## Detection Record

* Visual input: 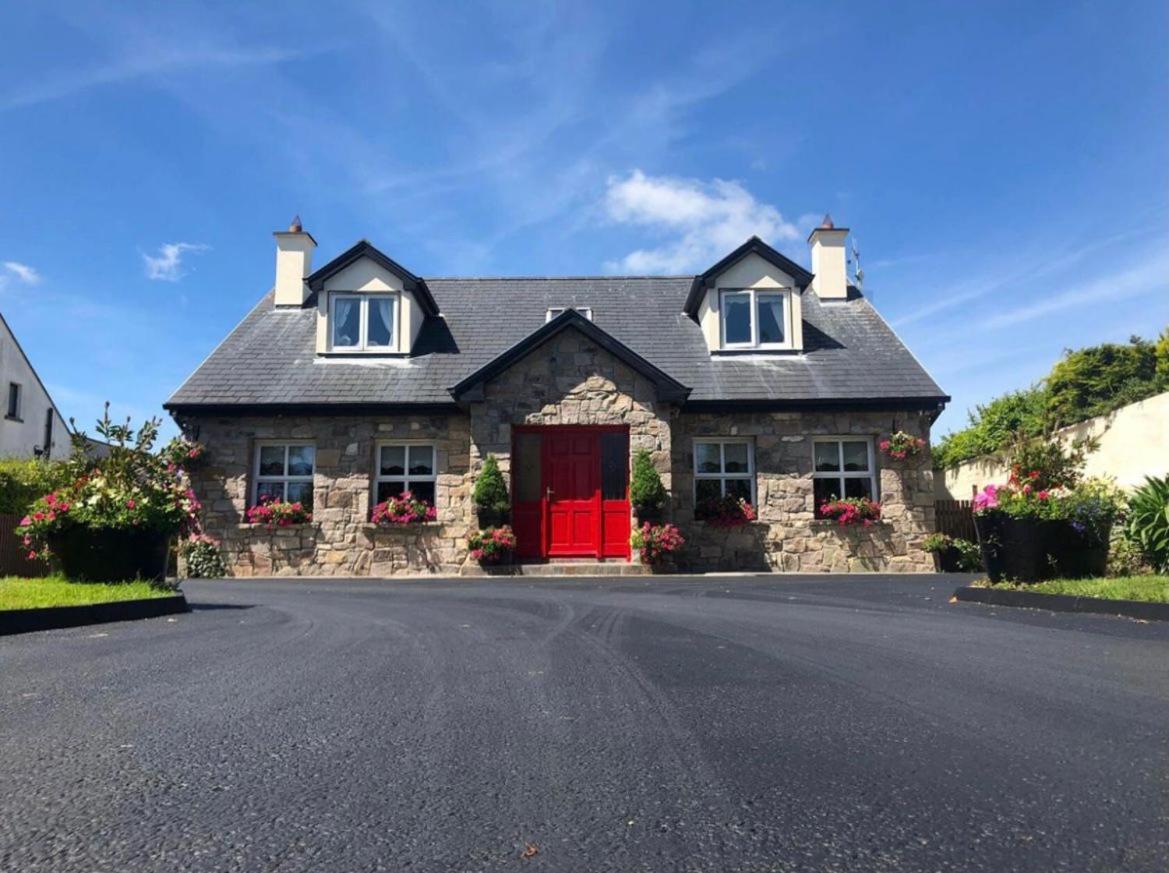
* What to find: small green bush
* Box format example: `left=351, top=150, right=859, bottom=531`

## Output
left=472, top=455, right=510, bottom=516
left=0, top=457, right=70, bottom=515
left=629, top=449, right=666, bottom=511
left=181, top=535, right=227, bottom=578
left=1125, top=476, right=1169, bottom=573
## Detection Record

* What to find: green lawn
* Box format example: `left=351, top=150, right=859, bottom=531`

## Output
left=0, top=576, right=176, bottom=611
left=1011, top=575, right=1169, bottom=603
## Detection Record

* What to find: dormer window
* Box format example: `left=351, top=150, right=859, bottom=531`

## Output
left=719, top=289, right=790, bottom=349
left=330, top=293, right=398, bottom=351
left=547, top=306, right=592, bottom=322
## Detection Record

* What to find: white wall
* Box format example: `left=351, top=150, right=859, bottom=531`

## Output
left=936, top=391, right=1169, bottom=498
left=0, top=314, right=71, bottom=459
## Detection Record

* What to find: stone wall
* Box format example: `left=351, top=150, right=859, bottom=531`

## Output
left=671, top=410, right=935, bottom=572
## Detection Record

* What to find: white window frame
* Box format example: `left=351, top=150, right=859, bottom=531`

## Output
left=811, top=437, right=878, bottom=507
left=5, top=382, right=21, bottom=420
left=546, top=306, right=592, bottom=322
left=252, top=441, right=315, bottom=506
left=719, top=288, right=792, bottom=350
left=693, top=438, right=756, bottom=503
left=373, top=441, right=438, bottom=505
left=329, top=292, right=399, bottom=351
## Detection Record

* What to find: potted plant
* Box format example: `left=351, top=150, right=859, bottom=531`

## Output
left=468, top=525, right=516, bottom=565
left=819, top=496, right=882, bottom=526
left=16, top=408, right=203, bottom=583
left=371, top=491, right=437, bottom=525
left=631, top=522, right=685, bottom=568
left=473, top=454, right=510, bottom=527
left=1049, top=478, right=1124, bottom=578
left=696, top=495, right=757, bottom=527
left=972, top=475, right=1059, bottom=583
left=629, top=449, right=667, bottom=522
left=879, top=431, right=926, bottom=461
left=922, top=533, right=983, bottom=572
left=246, top=498, right=312, bottom=527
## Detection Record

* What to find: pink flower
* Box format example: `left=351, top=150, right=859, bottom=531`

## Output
left=1037, top=490, right=1050, bottom=500
left=973, top=484, right=999, bottom=511
left=126, top=499, right=137, bottom=509
left=19, top=515, right=30, bottom=526
left=27, top=551, right=37, bottom=560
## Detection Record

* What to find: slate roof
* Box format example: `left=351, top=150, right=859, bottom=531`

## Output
left=166, top=272, right=947, bottom=412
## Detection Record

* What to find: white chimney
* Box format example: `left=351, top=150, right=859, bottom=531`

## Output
left=808, top=214, right=849, bottom=301
left=273, top=215, right=317, bottom=306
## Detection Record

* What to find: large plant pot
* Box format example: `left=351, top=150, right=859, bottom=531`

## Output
left=49, top=525, right=171, bottom=583
left=633, top=505, right=663, bottom=524
left=975, top=514, right=1058, bottom=584
left=476, top=509, right=509, bottom=530
left=1048, top=520, right=1111, bottom=579
left=932, top=546, right=963, bottom=573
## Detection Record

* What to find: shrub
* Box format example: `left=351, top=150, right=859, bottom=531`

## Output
left=951, top=538, right=984, bottom=571
left=697, top=495, right=756, bottom=527
left=819, top=497, right=882, bottom=527
left=629, top=449, right=666, bottom=511
left=631, top=522, right=685, bottom=565
left=1007, top=433, right=1093, bottom=491
left=181, top=534, right=227, bottom=578
left=246, top=499, right=312, bottom=527
left=472, top=455, right=510, bottom=517
left=1046, top=334, right=1161, bottom=428
left=922, top=533, right=951, bottom=553
left=467, top=525, right=516, bottom=564
left=1055, top=477, right=1125, bottom=547
left=1125, top=476, right=1169, bottom=572
left=0, top=457, right=70, bottom=515
left=933, top=387, right=1047, bottom=469
left=371, top=491, right=436, bottom=525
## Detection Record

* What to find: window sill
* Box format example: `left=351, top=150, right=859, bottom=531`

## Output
left=809, top=519, right=892, bottom=529
left=236, top=522, right=319, bottom=530
left=711, top=348, right=800, bottom=357
left=318, top=350, right=408, bottom=358
left=361, top=521, right=443, bottom=531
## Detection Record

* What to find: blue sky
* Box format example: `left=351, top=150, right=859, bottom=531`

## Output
left=1, top=1, right=1166, bottom=440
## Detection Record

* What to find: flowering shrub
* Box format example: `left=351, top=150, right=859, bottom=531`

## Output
left=467, top=525, right=516, bottom=564
left=630, top=522, right=685, bottom=565
left=16, top=408, right=204, bottom=560
left=246, top=498, right=311, bottom=527
left=181, top=534, right=227, bottom=578
left=973, top=468, right=1060, bottom=519
left=879, top=431, right=926, bottom=460
left=371, top=491, right=437, bottom=525
left=697, top=496, right=757, bottom=527
left=819, top=496, right=882, bottom=526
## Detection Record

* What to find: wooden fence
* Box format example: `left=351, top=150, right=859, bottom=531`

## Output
left=0, top=513, right=50, bottom=577
left=934, top=499, right=977, bottom=543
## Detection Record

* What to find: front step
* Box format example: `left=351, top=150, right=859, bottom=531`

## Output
left=460, top=560, right=650, bottom=577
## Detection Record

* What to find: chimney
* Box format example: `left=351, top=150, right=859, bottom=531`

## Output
left=807, top=213, right=849, bottom=301
left=273, top=215, right=317, bottom=306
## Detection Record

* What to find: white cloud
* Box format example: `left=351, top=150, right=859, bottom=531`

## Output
left=602, top=170, right=802, bottom=273
left=142, top=243, right=209, bottom=282
left=2, top=261, right=41, bottom=284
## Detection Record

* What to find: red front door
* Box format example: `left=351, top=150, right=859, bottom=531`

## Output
left=545, top=430, right=600, bottom=557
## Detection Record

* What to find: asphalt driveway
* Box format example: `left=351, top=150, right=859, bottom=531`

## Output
left=2, top=574, right=1167, bottom=872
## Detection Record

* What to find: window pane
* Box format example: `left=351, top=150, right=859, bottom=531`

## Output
left=380, top=445, right=405, bottom=476
left=844, top=478, right=873, bottom=500
left=514, top=433, right=541, bottom=503
left=407, top=445, right=434, bottom=477
left=410, top=481, right=436, bottom=505
left=288, top=445, right=314, bottom=476
left=813, top=478, right=839, bottom=515
left=695, top=479, right=722, bottom=505
left=724, top=443, right=749, bottom=473
left=601, top=432, right=629, bottom=500
left=723, top=292, right=751, bottom=344
left=259, top=445, right=285, bottom=476
left=695, top=442, right=722, bottom=474
left=842, top=441, right=869, bottom=472
left=725, top=478, right=752, bottom=502
left=332, top=297, right=361, bottom=347
left=256, top=481, right=284, bottom=504
left=376, top=480, right=404, bottom=503
left=367, top=297, right=393, bottom=347
left=757, top=293, right=785, bottom=344
left=814, top=442, right=840, bottom=473
left=286, top=481, right=314, bottom=508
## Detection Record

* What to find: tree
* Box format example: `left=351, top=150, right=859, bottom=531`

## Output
left=629, top=449, right=667, bottom=512
left=472, top=454, right=510, bottom=519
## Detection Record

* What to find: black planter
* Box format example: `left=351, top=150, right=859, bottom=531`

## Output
left=974, top=514, right=1059, bottom=584
left=931, top=546, right=963, bottom=573
left=1047, top=520, right=1111, bottom=579
left=49, top=525, right=171, bottom=583
left=476, top=509, right=509, bottom=530
left=633, top=505, right=663, bottom=525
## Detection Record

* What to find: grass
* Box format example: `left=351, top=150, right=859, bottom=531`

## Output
left=0, top=575, right=176, bottom=611
left=985, top=575, right=1169, bottom=603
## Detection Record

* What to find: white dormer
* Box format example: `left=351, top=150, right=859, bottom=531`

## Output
left=291, top=239, right=438, bottom=356
left=684, top=237, right=813, bottom=355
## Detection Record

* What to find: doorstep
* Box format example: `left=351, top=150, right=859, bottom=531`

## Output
left=461, top=560, right=650, bottom=577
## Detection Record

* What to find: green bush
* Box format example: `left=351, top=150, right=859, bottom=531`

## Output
left=181, top=535, right=227, bottom=578
left=472, top=455, right=510, bottom=516
left=629, top=449, right=666, bottom=511
left=1125, top=476, right=1169, bottom=573
left=0, top=457, right=70, bottom=515
left=933, top=388, right=1047, bottom=470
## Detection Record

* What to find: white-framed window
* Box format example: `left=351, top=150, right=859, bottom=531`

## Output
left=719, top=288, right=790, bottom=349
left=693, top=438, right=755, bottom=510
left=812, top=437, right=877, bottom=517
left=546, top=306, right=593, bottom=322
left=374, top=442, right=437, bottom=506
left=253, top=442, right=315, bottom=508
left=5, top=382, right=21, bottom=420
left=330, top=292, right=398, bottom=351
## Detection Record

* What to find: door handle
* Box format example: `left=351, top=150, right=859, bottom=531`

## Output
left=545, top=487, right=554, bottom=501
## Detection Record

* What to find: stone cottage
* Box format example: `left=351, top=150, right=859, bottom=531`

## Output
left=165, top=217, right=948, bottom=576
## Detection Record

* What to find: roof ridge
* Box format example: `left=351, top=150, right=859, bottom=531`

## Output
left=425, top=275, right=694, bottom=281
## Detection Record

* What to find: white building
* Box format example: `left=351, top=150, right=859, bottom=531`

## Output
left=0, top=311, right=71, bottom=459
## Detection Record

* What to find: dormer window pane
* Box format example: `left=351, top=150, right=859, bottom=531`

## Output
left=722, top=292, right=751, bottom=345
left=332, top=296, right=361, bottom=348
left=719, top=288, right=792, bottom=350
left=329, top=293, right=399, bottom=352
left=757, top=293, right=785, bottom=344
left=368, top=297, right=393, bottom=347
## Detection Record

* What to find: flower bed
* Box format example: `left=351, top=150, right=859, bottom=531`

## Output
left=371, top=492, right=437, bottom=525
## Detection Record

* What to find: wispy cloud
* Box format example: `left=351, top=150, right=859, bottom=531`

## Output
left=601, top=171, right=802, bottom=273
left=142, top=243, right=209, bottom=282
left=2, top=261, right=41, bottom=285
